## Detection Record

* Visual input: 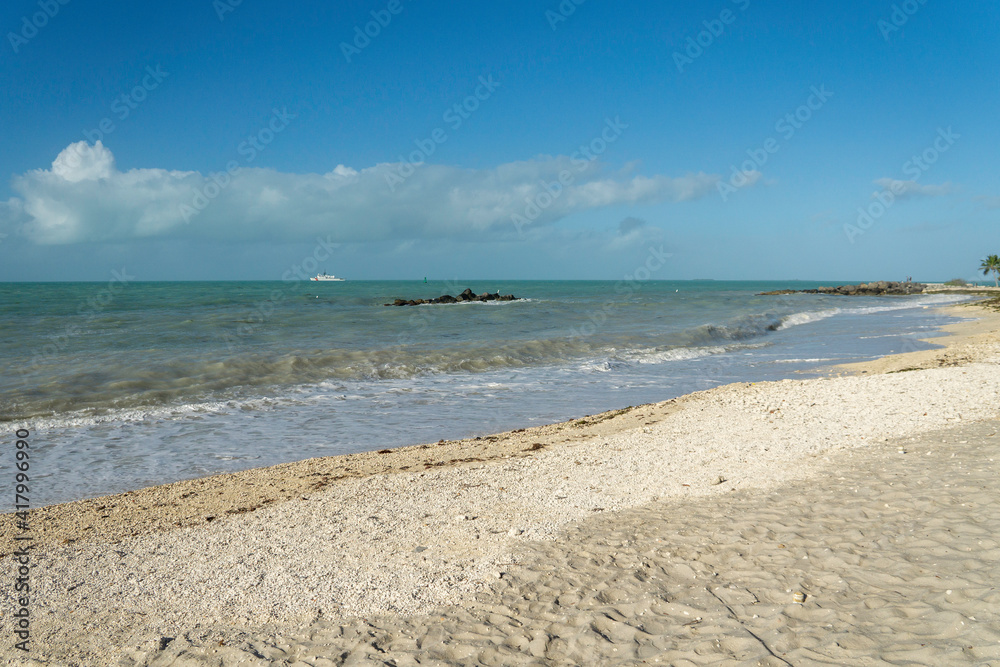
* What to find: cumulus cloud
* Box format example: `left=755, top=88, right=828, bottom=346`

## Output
left=872, top=178, right=954, bottom=200
left=2, top=141, right=721, bottom=245
left=51, top=141, right=116, bottom=182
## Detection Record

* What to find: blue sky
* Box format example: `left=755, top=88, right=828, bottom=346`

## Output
left=1, top=0, right=997, bottom=281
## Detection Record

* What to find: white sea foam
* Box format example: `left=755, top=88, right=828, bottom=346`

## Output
left=858, top=332, right=921, bottom=339
left=771, top=357, right=838, bottom=364
left=622, top=342, right=771, bottom=366
left=777, top=309, right=841, bottom=329
left=12, top=396, right=286, bottom=434
left=776, top=293, right=975, bottom=332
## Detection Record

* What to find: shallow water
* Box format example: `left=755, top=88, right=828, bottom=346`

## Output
left=0, top=280, right=973, bottom=508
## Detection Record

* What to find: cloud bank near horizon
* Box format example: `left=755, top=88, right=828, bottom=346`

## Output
left=0, top=141, right=723, bottom=245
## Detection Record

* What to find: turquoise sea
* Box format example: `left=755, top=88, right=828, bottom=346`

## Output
left=0, top=280, right=974, bottom=509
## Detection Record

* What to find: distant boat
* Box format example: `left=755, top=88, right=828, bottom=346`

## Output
left=311, top=272, right=345, bottom=282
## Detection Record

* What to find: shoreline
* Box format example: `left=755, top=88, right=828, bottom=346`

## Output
left=4, top=300, right=1000, bottom=664
left=833, top=298, right=1000, bottom=375
left=3, top=287, right=987, bottom=513
left=8, top=298, right=999, bottom=549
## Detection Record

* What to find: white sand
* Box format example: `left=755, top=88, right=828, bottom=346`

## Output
left=158, top=419, right=1000, bottom=666
left=3, top=302, right=1000, bottom=666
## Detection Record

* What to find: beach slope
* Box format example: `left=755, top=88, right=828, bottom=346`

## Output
left=3, top=302, right=999, bottom=665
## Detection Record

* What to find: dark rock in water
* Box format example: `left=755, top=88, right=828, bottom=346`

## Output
left=384, top=289, right=520, bottom=306
left=758, top=281, right=926, bottom=296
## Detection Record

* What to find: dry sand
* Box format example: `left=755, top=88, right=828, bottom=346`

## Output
left=3, top=300, right=1000, bottom=666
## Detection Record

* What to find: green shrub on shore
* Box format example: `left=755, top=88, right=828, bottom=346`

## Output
left=944, top=278, right=968, bottom=286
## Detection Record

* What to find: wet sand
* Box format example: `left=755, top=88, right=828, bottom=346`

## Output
left=3, top=300, right=999, bottom=666
left=834, top=299, right=1000, bottom=375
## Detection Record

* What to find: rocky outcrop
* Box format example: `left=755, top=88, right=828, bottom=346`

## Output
left=759, top=281, right=926, bottom=296
left=384, top=288, right=519, bottom=306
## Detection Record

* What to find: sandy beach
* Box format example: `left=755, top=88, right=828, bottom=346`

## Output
left=4, top=299, right=1000, bottom=666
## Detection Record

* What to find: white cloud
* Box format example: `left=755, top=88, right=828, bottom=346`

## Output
left=2, top=142, right=721, bottom=245
left=872, top=178, right=954, bottom=200
left=50, top=140, right=116, bottom=182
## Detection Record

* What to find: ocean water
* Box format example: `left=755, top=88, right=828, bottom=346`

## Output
left=0, top=280, right=975, bottom=509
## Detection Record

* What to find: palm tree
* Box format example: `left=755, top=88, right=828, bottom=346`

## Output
left=981, top=254, right=1000, bottom=287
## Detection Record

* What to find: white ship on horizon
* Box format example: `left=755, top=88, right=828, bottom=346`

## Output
left=311, top=272, right=346, bottom=282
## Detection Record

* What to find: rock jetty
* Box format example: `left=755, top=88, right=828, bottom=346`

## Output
left=759, top=281, right=926, bottom=296
left=384, top=288, right=519, bottom=306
